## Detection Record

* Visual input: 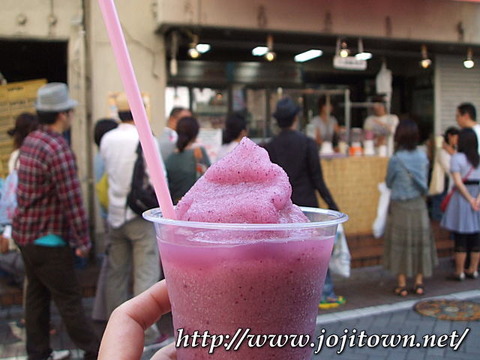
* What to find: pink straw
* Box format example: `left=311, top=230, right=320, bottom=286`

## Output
left=98, top=0, right=176, bottom=220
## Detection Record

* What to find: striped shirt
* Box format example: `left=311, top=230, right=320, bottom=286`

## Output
left=12, top=128, right=91, bottom=252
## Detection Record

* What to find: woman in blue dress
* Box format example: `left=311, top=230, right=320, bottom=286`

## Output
left=441, top=128, right=480, bottom=280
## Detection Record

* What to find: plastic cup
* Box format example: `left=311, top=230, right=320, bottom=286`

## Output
left=144, top=207, right=348, bottom=359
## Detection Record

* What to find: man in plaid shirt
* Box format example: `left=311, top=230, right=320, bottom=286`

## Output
left=13, top=83, right=100, bottom=360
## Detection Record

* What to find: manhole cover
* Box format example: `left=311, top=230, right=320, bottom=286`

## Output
left=414, top=299, right=480, bottom=321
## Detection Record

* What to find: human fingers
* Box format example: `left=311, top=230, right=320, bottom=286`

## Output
left=98, top=280, right=171, bottom=360
left=151, top=342, right=177, bottom=360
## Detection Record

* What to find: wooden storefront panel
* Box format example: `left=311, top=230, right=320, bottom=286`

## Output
left=0, top=79, right=46, bottom=178
left=318, top=156, right=389, bottom=235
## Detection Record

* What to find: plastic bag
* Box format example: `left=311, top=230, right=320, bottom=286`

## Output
left=329, top=224, right=351, bottom=278
left=372, top=182, right=391, bottom=238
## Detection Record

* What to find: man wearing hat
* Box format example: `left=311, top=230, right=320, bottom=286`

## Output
left=13, top=83, right=100, bottom=360
left=99, top=92, right=162, bottom=344
left=264, top=96, right=346, bottom=309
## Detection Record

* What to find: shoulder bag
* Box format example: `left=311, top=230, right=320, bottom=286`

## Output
left=193, top=147, right=208, bottom=179
left=440, top=166, right=473, bottom=212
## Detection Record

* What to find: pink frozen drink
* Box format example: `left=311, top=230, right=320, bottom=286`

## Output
left=144, top=138, right=347, bottom=359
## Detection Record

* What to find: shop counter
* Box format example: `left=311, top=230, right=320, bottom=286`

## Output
left=317, top=156, right=389, bottom=235
left=317, top=155, right=454, bottom=268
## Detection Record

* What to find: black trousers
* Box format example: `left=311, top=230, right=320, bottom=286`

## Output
left=20, top=245, right=100, bottom=360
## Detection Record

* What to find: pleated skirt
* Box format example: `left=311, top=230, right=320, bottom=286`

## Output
left=383, top=197, right=438, bottom=277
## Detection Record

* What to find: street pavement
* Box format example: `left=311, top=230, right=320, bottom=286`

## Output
left=1, top=257, right=479, bottom=359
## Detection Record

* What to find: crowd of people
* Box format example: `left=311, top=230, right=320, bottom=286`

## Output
left=1, top=82, right=480, bottom=359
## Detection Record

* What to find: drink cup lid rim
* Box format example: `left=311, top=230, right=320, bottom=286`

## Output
left=143, top=207, right=348, bottom=231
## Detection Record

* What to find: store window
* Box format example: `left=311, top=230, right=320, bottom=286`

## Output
left=165, top=86, right=190, bottom=119
left=192, top=88, right=228, bottom=129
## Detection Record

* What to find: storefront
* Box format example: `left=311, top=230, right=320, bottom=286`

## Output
left=155, top=0, right=480, bottom=265
left=2, top=0, right=480, bottom=258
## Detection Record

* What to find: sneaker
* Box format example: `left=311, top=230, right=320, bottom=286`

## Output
left=318, top=296, right=346, bottom=309
left=47, top=350, right=71, bottom=360
left=465, top=270, right=479, bottom=279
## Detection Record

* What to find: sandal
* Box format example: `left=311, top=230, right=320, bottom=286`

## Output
left=318, top=296, right=346, bottom=309
left=413, top=284, right=425, bottom=296
left=394, top=286, right=408, bottom=297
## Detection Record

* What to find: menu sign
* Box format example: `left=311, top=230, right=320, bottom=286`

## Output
left=333, top=56, right=367, bottom=71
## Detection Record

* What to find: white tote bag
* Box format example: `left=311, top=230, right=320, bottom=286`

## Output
left=372, top=182, right=391, bottom=238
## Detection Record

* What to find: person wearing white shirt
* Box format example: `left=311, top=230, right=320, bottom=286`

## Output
left=363, top=96, right=399, bottom=157
left=311, top=97, right=339, bottom=149
left=439, top=128, right=460, bottom=192
left=100, top=94, right=161, bottom=344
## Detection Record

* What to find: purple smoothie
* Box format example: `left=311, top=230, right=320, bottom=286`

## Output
left=158, top=229, right=334, bottom=359
left=144, top=138, right=347, bottom=359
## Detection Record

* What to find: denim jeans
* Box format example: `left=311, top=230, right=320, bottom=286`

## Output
left=321, top=269, right=336, bottom=301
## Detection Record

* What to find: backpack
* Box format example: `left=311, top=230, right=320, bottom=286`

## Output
left=126, top=143, right=159, bottom=216
left=0, top=169, right=18, bottom=225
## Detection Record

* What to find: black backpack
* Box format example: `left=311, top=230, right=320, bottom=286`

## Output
left=126, top=143, right=159, bottom=216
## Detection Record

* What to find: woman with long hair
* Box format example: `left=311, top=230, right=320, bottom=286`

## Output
left=383, top=119, right=437, bottom=296
left=165, top=116, right=211, bottom=204
left=216, top=113, right=247, bottom=161
left=7, top=112, right=39, bottom=173
left=441, top=128, right=480, bottom=280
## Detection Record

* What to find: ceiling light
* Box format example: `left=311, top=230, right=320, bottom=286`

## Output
left=188, top=34, right=200, bottom=59
left=196, top=43, right=211, bottom=54
left=464, top=48, right=474, bottom=69
left=252, top=46, right=268, bottom=56
left=355, top=38, right=372, bottom=60
left=265, top=51, right=276, bottom=62
left=265, top=34, right=276, bottom=62
left=420, top=44, right=431, bottom=69
left=188, top=46, right=200, bottom=59
left=339, top=41, right=350, bottom=58
left=294, top=49, right=323, bottom=62
left=355, top=52, right=372, bottom=61
left=420, top=58, right=432, bottom=69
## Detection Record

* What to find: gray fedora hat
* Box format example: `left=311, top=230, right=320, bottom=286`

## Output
left=35, top=83, right=78, bottom=112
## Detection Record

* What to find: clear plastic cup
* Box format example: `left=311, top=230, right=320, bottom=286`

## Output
left=144, top=207, right=348, bottom=359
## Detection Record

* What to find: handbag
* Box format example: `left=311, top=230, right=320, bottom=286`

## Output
left=440, top=191, right=454, bottom=212
left=95, top=173, right=109, bottom=210
left=440, top=166, right=474, bottom=212
left=428, top=152, right=445, bottom=196
left=193, top=147, right=208, bottom=179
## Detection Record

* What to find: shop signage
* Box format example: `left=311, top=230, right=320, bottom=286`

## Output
left=333, top=56, right=367, bottom=71
left=171, top=61, right=303, bottom=85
